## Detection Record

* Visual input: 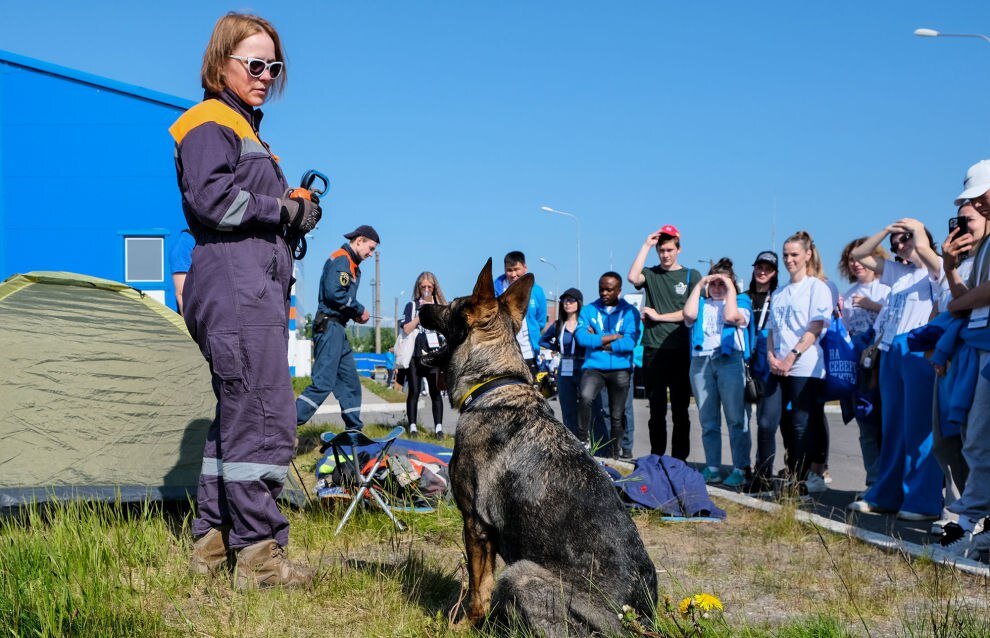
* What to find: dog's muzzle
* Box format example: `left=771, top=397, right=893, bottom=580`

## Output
left=419, top=344, right=450, bottom=369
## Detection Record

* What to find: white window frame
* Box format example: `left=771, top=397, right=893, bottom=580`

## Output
left=124, top=236, right=165, bottom=283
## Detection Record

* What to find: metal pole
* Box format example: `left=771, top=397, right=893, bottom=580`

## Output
left=374, top=251, right=381, bottom=353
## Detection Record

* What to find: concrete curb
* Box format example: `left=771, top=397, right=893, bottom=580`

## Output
left=709, top=486, right=990, bottom=578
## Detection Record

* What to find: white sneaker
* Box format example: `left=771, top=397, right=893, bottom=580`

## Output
left=804, top=472, right=827, bottom=494
left=408, top=423, right=419, bottom=438
left=434, top=424, right=444, bottom=440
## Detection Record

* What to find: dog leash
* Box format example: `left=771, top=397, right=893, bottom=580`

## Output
left=456, top=375, right=530, bottom=412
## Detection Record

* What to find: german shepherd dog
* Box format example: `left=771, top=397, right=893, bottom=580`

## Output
left=419, top=259, right=657, bottom=637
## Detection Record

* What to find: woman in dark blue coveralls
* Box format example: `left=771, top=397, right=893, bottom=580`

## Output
left=170, top=13, right=320, bottom=589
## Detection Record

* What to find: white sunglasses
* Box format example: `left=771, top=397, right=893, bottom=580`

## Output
left=228, top=55, right=284, bottom=79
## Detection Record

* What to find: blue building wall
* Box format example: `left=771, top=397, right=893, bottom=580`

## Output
left=0, top=49, right=193, bottom=309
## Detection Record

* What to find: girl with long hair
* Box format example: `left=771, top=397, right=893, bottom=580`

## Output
left=400, top=272, right=448, bottom=439
left=759, top=231, right=834, bottom=493
left=838, top=237, right=890, bottom=488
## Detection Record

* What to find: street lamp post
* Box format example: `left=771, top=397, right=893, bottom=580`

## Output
left=539, top=257, right=559, bottom=302
left=393, top=289, right=405, bottom=336
left=914, top=28, right=990, bottom=46
left=540, top=205, right=581, bottom=291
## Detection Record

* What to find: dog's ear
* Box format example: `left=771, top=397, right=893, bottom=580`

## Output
left=500, top=273, right=535, bottom=330
left=471, top=258, right=496, bottom=306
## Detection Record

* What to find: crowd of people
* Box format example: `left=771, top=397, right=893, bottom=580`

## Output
left=520, top=164, right=990, bottom=561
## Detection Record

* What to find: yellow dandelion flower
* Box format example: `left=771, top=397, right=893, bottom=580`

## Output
left=694, top=593, right=723, bottom=612
left=678, top=593, right=723, bottom=616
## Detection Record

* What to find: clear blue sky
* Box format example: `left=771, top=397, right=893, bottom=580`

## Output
left=4, top=2, right=990, bottom=321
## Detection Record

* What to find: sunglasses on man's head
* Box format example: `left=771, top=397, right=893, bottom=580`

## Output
left=229, top=55, right=283, bottom=79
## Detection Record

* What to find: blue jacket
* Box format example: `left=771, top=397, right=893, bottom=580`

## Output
left=494, top=274, right=547, bottom=357
left=574, top=298, right=641, bottom=371
left=689, top=294, right=752, bottom=358
left=908, top=312, right=982, bottom=434
left=319, top=244, right=365, bottom=323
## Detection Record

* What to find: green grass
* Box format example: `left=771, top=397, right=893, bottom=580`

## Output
left=359, top=377, right=407, bottom=403
left=3, top=431, right=989, bottom=637
left=292, top=375, right=407, bottom=403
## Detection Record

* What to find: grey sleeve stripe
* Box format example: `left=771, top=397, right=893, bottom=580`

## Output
left=299, top=395, right=319, bottom=409
left=223, top=461, right=289, bottom=483
left=217, top=190, right=251, bottom=230
left=240, top=138, right=268, bottom=157
left=200, top=457, right=289, bottom=483
left=201, top=457, right=222, bottom=476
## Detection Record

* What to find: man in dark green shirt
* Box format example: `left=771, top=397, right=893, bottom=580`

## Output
left=627, top=225, right=701, bottom=459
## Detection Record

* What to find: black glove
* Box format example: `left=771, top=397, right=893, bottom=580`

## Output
left=279, top=191, right=322, bottom=234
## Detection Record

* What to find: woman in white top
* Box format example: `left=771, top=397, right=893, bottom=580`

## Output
left=759, top=231, right=833, bottom=493
left=400, top=272, right=448, bottom=439
left=848, top=218, right=943, bottom=520
left=683, top=258, right=752, bottom=487
left=838, top=237, right=891, bottom=488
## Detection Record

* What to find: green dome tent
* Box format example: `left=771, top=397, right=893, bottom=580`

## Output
left=0, top=272, right=215, bottom=506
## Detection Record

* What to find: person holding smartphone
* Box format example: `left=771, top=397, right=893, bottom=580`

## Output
left=926, top=202, right=988, bottom=537
left=939, top=160, right=990, bottom=556
left=400, top=272, right=448, bottom=439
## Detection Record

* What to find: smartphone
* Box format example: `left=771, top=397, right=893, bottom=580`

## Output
left=949, top=216, right=970, bottom=236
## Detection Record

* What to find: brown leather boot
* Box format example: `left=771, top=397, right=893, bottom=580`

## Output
left=234, top=539, right=315, bottom=590
left=189, top=527, right=230, bottom=575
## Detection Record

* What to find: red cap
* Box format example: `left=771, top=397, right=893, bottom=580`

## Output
left=658, top=224, right=680, bottom=238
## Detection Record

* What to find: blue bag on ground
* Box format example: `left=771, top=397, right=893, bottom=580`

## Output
left=616, top=455, right=725, bottom=519
left=822, top=318, right=857, bottom=401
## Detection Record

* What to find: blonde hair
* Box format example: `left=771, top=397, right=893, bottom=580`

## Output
left=412, top=272, right=447, bottom=305
left=201, top=13, right=286, bottom=98
left=784, top=230, right=824, bottom=278
left=839, top=237, right=889, bottom=282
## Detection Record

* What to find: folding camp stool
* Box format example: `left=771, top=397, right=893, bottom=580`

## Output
left=319, top=426, right=406, bottom=535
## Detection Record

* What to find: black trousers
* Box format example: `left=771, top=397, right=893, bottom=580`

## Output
left=578, top=368, right=631, bottom=458
left=405, top=357, right=444, bottom=427
left=643, top=347, right=692, bottom=459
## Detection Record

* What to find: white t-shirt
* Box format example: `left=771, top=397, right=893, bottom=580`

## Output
left=876, top=258, right=941, bottom=349
left=769, top=276, right=833, bottom=378
left=516, top=318, right=533, bottom=359
left=699, top=299, right=725, bottom=354
left=841, top=279, right=891, bottom=338
left=935, top=258, right=974, bottom=314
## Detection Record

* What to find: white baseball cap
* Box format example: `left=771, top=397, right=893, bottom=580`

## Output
left=955, top=160, right=990, bottom=206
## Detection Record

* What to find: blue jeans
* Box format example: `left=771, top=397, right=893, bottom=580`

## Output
left=296, top=322, right=364, bottom=430
left=865, top=334, right=942, bottom=515
left=690, top=351, right=749, bottom=470
left=756, top=374, right=823, bottom=480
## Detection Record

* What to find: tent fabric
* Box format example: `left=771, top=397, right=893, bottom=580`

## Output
left=0, top=272, right=215, bottom=506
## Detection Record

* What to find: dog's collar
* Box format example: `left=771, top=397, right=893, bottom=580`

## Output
left=456, top=375, right=530, bottom=412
